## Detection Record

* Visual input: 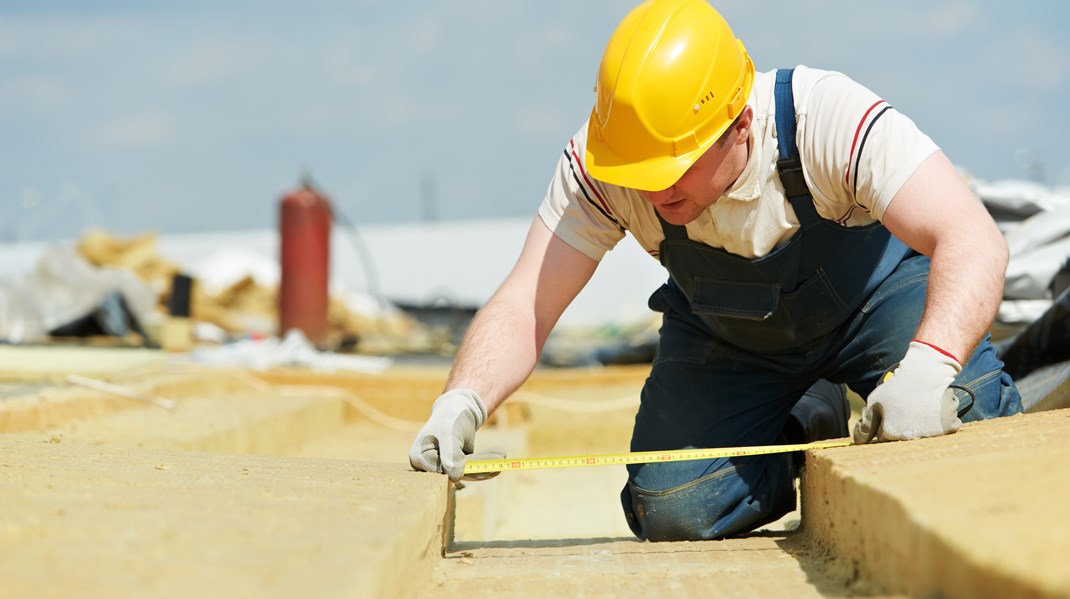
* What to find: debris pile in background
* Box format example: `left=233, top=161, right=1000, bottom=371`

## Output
left=0, top=228, right=452, bottom=357
left=971, top=177, right=1070, bottom=328
left=0, top=244, right=157, bottom=345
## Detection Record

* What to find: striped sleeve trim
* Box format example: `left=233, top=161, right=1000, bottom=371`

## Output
left=835, top=204, right=860, bottom=225
left=566, top=140, right=624, bottom=232
left=845, top=100, right=893, bottom=195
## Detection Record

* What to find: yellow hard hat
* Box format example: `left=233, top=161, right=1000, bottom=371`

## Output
left=585, top=0, right=754, bottom=191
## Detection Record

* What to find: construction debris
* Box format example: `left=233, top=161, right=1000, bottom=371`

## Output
left=0, top=228, right=451, bottom=356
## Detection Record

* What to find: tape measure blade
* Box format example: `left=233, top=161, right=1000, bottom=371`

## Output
left=463, top=438, right=851, bottom=474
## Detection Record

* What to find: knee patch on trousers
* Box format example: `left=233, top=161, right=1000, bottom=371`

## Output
left=620, top=456, right=796, bottom=542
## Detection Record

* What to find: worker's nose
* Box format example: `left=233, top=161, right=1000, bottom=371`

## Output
left=639, top=187, right=676, bottom=205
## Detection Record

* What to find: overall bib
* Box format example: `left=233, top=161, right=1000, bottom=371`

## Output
left=620, top=69, right=1022, bottom=541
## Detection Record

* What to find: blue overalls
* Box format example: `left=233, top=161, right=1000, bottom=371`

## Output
left=620, top=69, right=1022, bottom=541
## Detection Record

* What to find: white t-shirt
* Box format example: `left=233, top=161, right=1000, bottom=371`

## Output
left=538, top=66, right=939, bottom=262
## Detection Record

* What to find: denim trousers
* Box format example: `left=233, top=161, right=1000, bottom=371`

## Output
left=621, top=254, right=1023, bottom=541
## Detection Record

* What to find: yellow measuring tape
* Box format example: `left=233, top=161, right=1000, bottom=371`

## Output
left=464, top=438, right=852, bottom=474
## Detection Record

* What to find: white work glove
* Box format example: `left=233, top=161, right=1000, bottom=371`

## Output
left=853, top=341, right=962, bottom=444
left=408, top=389, right=506, bottom=482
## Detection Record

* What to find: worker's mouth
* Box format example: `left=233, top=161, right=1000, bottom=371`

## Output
left=654, top=201, right=691, bottom=224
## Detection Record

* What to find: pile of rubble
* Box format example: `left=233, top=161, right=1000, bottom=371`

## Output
left=0, top=228, right=450, bottom=357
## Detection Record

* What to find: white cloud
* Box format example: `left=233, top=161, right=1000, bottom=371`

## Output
left=536, top=22, right=575, bottom=51
left=999, top=26, right=1070, bottom=91
left=925, top=2, right=982, bottom=37
left=95, top=112, right=176, bottom=146
left=380, top=94, right=421, bottom=124
left=517, top=107, right=570, bottom=139
left=405, top=19, right=440, bottom=57
left=327, top=39, right=382, bottom=87
left=0, top=75, right=68, bottom=116
left=0, top=15, right=152, bottom=61
left=171, top=40, right=249, bottom=85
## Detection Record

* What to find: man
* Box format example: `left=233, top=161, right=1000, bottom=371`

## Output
left=409, top=0, right=1022, bottom=541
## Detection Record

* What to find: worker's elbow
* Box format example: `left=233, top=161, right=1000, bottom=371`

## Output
left=989, top=233, right=1010, bottom=275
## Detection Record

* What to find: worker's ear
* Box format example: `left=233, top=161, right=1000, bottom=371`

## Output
left=732, top=106, right=753, bottom=146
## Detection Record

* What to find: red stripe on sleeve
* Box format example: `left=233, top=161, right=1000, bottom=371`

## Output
left=569, top=139, right=613, bottom=216
left=845, top=100, right=886, bottom=187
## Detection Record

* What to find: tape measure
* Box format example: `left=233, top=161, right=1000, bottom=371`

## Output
left=464, top=438, right=852, bottom=474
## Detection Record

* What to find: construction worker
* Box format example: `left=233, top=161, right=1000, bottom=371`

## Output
left=409, top=0, right=1023, bottom=541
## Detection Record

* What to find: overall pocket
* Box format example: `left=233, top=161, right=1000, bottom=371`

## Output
left=689, top=268, right=848, bottom=351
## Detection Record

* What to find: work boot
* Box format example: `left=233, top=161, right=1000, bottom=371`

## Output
left=783, top=380, right=849, bottom=474
left=788, top=379, right=850, bottom=441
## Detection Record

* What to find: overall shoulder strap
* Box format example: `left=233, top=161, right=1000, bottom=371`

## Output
left=774, top=68, right=819, bottom=225
left=655, top=209, right=689, bottom=241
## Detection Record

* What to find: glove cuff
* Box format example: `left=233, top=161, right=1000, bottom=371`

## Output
left=435, top=388, right=489, bottom=428
left=910, top=339, right=961, bottom=366
left=905, top=340, right=962, bottom=375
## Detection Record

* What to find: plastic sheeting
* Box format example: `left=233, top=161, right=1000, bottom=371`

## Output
left=975, top=178, right=1070, bottom=324
left=0, top=246, right=158, bottom=344
left=1002, top=206, right=1070, bottom=301
left=185, top=329, right=392, bottom=373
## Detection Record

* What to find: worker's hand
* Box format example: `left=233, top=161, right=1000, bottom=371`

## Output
left=409, top=389, right=506, bottom=482
left=853, top=341, right=962, bottom=444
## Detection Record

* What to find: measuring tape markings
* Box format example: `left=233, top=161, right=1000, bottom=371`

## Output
left=464, top=438, right=852, bottom=474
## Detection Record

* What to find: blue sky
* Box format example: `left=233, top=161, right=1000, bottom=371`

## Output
left=2, top=1, right=1068, bottom=242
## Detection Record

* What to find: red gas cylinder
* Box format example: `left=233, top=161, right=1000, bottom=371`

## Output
left=278, top=178, right=332, bottom=347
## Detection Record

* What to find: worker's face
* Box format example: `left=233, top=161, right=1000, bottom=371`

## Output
left=637, top=107, right=752, bottom=226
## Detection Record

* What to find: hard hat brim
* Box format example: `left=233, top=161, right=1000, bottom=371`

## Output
left=584, top=110, right=717, bottom=192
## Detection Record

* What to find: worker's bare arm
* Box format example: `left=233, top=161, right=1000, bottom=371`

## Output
left=881, top=150, right=1008, bottom=362
left=445, top=216, right=599, bottom=413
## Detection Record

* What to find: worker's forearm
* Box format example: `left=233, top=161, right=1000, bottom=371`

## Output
left=441, top=217, right=595, bottom=412
left=914, top=235, right=1008, bottom=363
left=881, top=151, right=1009, bottom=364
left=444, top=294, right=545, bottom=414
